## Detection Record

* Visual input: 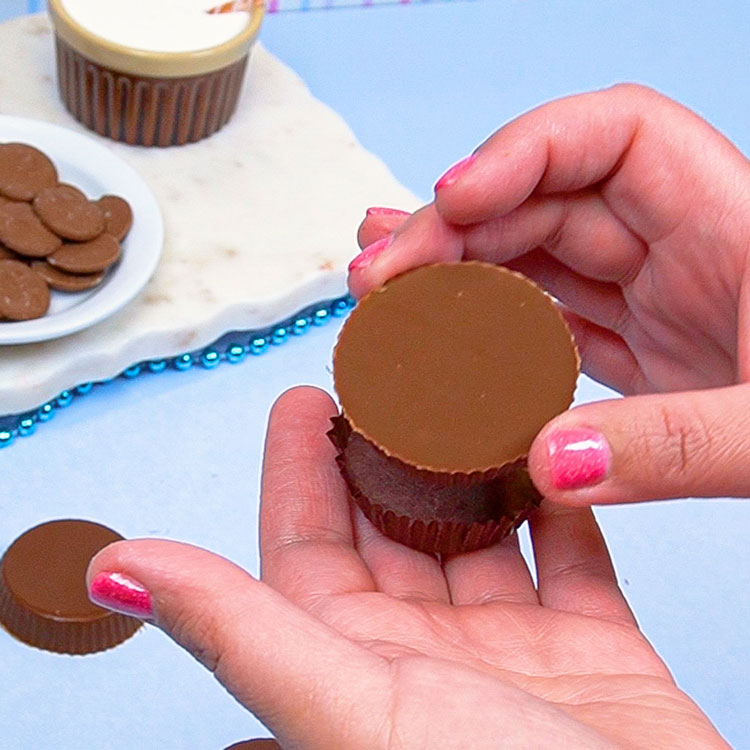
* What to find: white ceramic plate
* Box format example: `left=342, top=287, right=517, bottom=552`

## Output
left=0, top=116, right=163, bottom=344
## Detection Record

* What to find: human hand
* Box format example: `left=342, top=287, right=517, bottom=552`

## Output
left=350, top=84, right=750, bottom=507
left=87, top=387, right=728, bottom=749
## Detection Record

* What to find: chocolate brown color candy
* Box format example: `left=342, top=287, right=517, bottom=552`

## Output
left=330, top=262, right=579, bottom=554
left=31, top=261, right=104, bottom=292
left=0, top=519, right=143, bottom=654
left=48, top=233, right=121, bottom=274
left=0, top=201, right=62, bottom=257
left=0, top=143, right=58, bottom=201
left=0, top=260, right=50, bottom=320
left=97, top=195, right=133, bottom=242
left=33, top=185, right=105, bottom=241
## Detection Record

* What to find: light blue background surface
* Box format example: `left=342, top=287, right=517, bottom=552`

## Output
left=1, top=2, right=749, bottom=748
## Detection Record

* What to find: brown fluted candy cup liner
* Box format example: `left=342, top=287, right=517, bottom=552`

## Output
left=48, top=0, right=264, bottom=147
left=0, top=519, right=143, bottom=654
left=328, top=415, right=541, bottom=555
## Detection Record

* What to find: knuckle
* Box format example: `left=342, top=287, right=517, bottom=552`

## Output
left=648, top=405, right=713, bottom=481
left=163, top=605, right=222, bottom=673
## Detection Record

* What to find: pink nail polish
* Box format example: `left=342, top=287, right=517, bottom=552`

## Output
left=434, top=154, right=477, bottom=191
left=89, top=571, right=154, bottom=619
left=365, top=207, right=410, bottom=218
left=547, top=428, right=611, bottom=490
left=348, top=235, right=392, bottom=271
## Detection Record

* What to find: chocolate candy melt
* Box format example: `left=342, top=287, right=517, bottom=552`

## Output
left=98, top=195, right=133, bottom=242
left=0, top=201, right=62, bottom=257
left=0, top=260, right=50, bottom=320
left=33, top=185, right=105, bottom=241
left=48, top=233, right=121, bottom=274
left=0, top=143, right=58, bottom=200
left=0, top=519, right=143, bottom=654
left=30, top=261, right=104, bottom=292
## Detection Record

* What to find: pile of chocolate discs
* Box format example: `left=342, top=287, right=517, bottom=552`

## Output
left=0, top=142, right=133, bottom=321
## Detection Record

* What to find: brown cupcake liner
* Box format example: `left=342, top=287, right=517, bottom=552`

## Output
left=328, top=415, right=541, bottom=555
left=0, top=556, right=143, bottom=655
left=55, top=37, right=249, bottom=147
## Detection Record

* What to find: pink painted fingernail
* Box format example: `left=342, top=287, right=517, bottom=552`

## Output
left=348, top=235, right=392, bottom=271
left=365, top=207, right=410, bottom=218
left=434, top=154, right=477, bottom=191
left=547, top=428, right=611, bottom=490
left=89, top=571, right=154, bottom=619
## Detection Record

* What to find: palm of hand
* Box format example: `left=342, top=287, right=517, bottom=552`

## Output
left=252, top=389, right=726, bottom=749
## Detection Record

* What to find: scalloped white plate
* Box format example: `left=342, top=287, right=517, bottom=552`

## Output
left=0, top=116, right=163, bottom=345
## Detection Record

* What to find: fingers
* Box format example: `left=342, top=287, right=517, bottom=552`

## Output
left=528, top=382, right=750, bottom=504
left=442, top=533, right=538, bottom=606
left=353, top=510, right=450, bottom=603
left=260, top=386, right=375, bottom=606
left=87, top=540, right=390, bottom=748
left=357, top=207, right=410, bottom=250
left=529, top=505, right=636, bottom=626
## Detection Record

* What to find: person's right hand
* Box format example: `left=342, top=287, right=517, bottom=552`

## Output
left=351, top=84, right=750, bottom=506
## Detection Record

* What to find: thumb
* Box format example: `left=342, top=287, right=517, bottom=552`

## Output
left=86, top=539, right=390, bottom=748
left=528, top=383, right=750, bottom=504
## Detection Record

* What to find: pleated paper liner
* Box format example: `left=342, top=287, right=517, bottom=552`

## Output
left=328, top=415, right=541, bottom=555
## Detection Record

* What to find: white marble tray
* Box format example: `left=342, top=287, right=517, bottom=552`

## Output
left=0, top=14, right=420, bottom=415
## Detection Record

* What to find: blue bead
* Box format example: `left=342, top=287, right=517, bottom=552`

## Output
left=0, top=430, right=14, bottom=448
left=76, top=382, right=93, bottom=395
left=201, top=350, right=220, bottom=369
left=122, top=365, right=141, bottom=378
left=18, top=418, right=36, bottom=437
left=174, top=354, right=194, bottom=371
left=37, top=403, right=55, bottom=422
left=56, top=391, right=73, bottom=408
left=226, top=344, right=246, bottom=364
left=292, top=317, right=310, bottom=335
left=250, top=337, right=268, bottom=355
left=332, top=298, right=350, bottom=317
left=148, top=360, right=167, bottom=373
left=271, top=327, right=289, bottom=345
left=313, top=308, right=330, bottom=326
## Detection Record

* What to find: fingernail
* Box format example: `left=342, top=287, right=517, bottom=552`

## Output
left=547, top=427, right=611, bottom=490
left=434, top=154, right=477, bottom=191
left=89, top=571, right=154, bottom=619
left=365, top=207, right=410, bottom=218
left=348, top=235, right=392, bottom=271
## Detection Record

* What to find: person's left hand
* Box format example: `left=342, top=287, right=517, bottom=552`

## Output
left=87, top=387, right=727, bottom=749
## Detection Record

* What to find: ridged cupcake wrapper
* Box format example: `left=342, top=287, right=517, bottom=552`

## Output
left=55, top=37, right=249, bottom=147
left=328, top=415, right=542, bottom=555
left=0, top=566, right=143, bottom=655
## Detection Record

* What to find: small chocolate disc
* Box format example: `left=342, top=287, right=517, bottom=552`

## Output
left=0, top=201, right=62, bottom=257
left=0, top=259, right=50, bottom=320
left=97, top=195, right=133, bottom=242
left=33, top=185, right=105, bottom=241
left=0, top=519, right=143, bottom=654
left=48, top=233, right=121, bottom=274
left=0, top=243, right=18, bottom=261
left=30, top=261, right=104, bottom=292
left=0, top=143, right=58, bottom=200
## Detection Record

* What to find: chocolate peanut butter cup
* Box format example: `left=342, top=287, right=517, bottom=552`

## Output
left=330, top=262, right=579, bottom=554
left=0, top=519, right=143, bottom=654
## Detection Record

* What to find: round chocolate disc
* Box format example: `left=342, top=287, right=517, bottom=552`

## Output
left=0, top=259, right=50, bottom=320
left=33, top=185, right=105, bottom=241
left=0, top=243, right=18, bottom=261
left=48, top=233, right=121, bottom=274
left=0, top=519, right=143, bottom=654
left=333, top=263, right=579, bottom=474
left=30, top=261, right=104, bottom=292
left=0, top=201, right=62, bottom=257
left=97, top=195, right=133, bottom=242
left=0, top=143, right=58, bottom=201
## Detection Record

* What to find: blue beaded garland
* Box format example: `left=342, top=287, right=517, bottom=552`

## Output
left=2, top=294, right=352, bottom=448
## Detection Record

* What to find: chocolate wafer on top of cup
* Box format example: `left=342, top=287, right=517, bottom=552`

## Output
left=329, top=262, right=580, bottom=555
